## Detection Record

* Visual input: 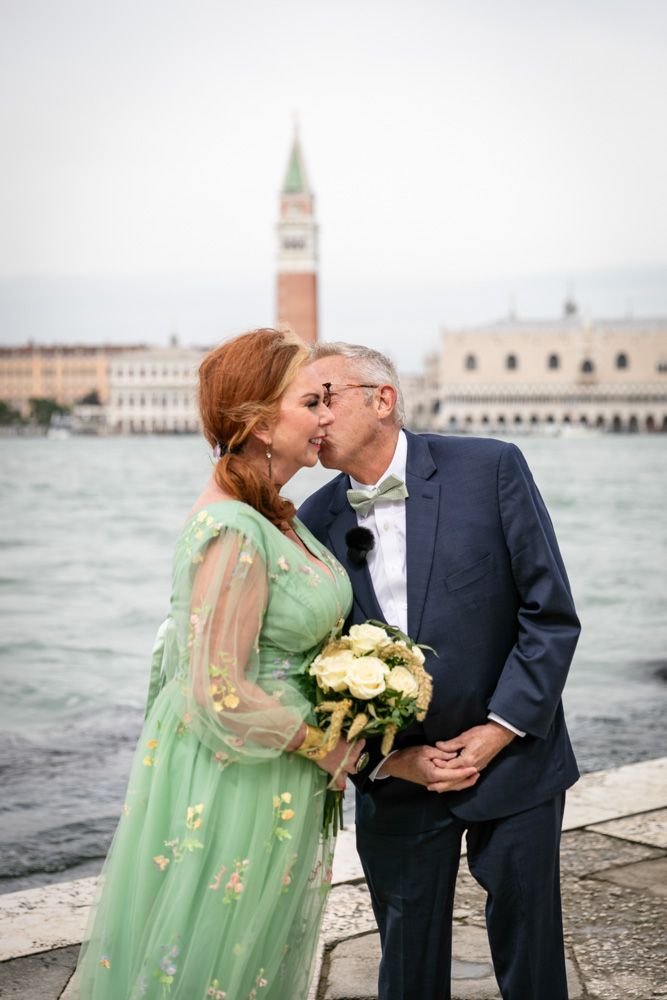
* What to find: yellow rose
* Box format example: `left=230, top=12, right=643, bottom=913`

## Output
left=345, top=656, right=389, bottom=700
left=281, top=809, right=295, bottom=821
left=386, top=666, right=419, bottom=701
left=309, top=648, right=356, bottom=692
left=348, top=623, right=391, bottom=656
left=223, top=693, right=240, bottom=709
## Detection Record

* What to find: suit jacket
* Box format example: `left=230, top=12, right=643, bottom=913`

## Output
left=298, top=432, right=580, bottom=834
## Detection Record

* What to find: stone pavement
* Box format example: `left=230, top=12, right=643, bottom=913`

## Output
left=0, top=757, right=665, bottom=1000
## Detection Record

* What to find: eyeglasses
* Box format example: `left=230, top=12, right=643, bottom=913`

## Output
left=322, top=382, right=378, bottom=407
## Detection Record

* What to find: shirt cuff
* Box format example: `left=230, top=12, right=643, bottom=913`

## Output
left=370, top=749, right=400, bottom=780
left=488, top=712, right=526, bottom=738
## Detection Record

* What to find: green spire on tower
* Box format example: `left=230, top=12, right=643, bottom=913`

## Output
left=282, top=130, right=311, bottom=194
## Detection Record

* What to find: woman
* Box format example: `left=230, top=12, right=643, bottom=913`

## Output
left=72, top=329, right=364, bottom=1000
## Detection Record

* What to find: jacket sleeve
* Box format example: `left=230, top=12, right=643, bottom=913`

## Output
left=486, top=443, right=580, bottom=738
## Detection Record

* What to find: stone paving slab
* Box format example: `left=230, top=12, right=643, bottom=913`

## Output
left=0, top=878, right=96, bottom=962
left=587, top=806, right=667, bottom=849
left=563, top=866, right=667, bottom=999
left=591, top=854, right=667, bottom=897
left=0, top=945, right=79, bottom=1000
left=563, top=756, right=667, bottom=829
left=321, top=928, right=584, bottom=1000
left=560, top=827, right=665, bottom=876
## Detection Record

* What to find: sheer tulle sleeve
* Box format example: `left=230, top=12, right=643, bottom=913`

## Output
left=163, top=519, right=312, bottom=764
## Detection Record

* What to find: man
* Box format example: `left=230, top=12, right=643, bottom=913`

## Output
left=298, top=343, right=580, bottom=1000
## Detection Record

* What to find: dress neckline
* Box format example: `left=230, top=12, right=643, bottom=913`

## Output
left=184, top=500, right=337, bottom=585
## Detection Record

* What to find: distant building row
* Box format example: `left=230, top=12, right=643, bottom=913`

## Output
left=403, top=312, right=667, bottom=434
left=0, top=340, right=204, bottom=433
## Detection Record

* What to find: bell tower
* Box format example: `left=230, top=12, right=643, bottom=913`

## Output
left=276, top=127, right=318, bottom=343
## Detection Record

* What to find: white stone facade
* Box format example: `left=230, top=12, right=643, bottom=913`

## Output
left=107, top=344, right=204, bottom=434
left=404, top=316, right=667, bottom=433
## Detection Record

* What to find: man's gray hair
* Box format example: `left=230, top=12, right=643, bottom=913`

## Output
left=309, top=342, right=405, bottom=428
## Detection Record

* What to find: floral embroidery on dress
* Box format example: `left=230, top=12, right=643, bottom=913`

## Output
left=227, top=538, right=255, bottom=588
left=188, top=606, right=210, bottom=649
left=100, top=956, right=111, bottom=968
left=318, top=865, right=333, bottom=897
left=207, top=980, right=227, bottom=998
left=222, top=858, right=249, bottom=904
left=272, top=656, right=292, bottom=680
left=153, top=939, right=181, bottom=997
left=245, top=969, right=268, bottom=998
left=324, top=551, right=347, bottom=575
left=143, top=737, right=158, bottom=767
left=209, top=657, right=240, bottom=710
left=280, top=853, right=298, bottom=893
left=277, top=555, right=290, bottom=572
left=211, top=749, right=230, bottom=771
left=298, top=565, right=322, bottom=586
left=181, top=510, right=222, bottom=557
left=163, top=804, right=205, bottom=864
left=266, top=792, right=295, bottom=851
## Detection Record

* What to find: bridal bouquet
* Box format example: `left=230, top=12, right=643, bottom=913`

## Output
left=305, top=621, right=433, bottom=834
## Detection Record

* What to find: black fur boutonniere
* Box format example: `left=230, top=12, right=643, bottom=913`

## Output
left=345, top=527, right=375, bottom=566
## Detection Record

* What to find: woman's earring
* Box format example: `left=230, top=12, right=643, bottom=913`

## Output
left=266, top=445, right=272, bottom=479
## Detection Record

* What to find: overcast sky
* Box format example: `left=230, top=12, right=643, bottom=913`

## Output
left=1, top=0, right=666, bottom=369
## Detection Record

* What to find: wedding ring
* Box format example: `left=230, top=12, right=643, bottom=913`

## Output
left=356, top=751, right=370, bottom=772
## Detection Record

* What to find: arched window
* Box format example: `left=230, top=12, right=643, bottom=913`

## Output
left=612, top=415, right=622, bottom=432
left=616, top=353, right=628, bottom=369
left=465, top=354, right=477, bottom=370
left=629, top=415, right=638, bottom=433
left=548, top=354, right=560, bottom=369
left=481, top=415, right=489, bottom=424
left=497, top=415, right=506, bottom=425
left=514, top=415, right=522, bottom=424
left=506, top=354, right=517, bottom=370
left=581, top=359, right=594, bottom=373
left=431, top=399, right=440, bottom=414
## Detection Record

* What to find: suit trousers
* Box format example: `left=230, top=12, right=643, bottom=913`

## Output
left=356, top=794, right=568, bottom=1000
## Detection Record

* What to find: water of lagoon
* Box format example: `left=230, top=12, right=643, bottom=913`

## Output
left=1, top=434, right=666, bottom=894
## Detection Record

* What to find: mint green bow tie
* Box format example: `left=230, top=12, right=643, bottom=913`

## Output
left=347, top=474, right=409, bottom=517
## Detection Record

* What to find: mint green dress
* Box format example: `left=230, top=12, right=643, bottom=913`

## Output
left=72, top=502, right=352, bottom=1000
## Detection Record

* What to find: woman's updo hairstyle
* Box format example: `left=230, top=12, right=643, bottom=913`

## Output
left=198, top=328, right=310, bottom=529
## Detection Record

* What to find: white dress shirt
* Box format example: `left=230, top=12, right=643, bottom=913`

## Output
left=349, top=431, right=524, bottom=781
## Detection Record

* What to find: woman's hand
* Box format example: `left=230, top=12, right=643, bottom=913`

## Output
left=317, top=738, right=367, bottom=790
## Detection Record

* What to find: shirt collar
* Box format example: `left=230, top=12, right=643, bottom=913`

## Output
left=349, top=429, right=408, bottom=492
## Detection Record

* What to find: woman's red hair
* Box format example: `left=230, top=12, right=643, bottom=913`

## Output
left=198, top=328, right=310, bottom=529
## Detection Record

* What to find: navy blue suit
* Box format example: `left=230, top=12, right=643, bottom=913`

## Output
left=298, top=432, right=580, bottom=1000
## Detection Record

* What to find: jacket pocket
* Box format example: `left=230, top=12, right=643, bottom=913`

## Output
left=444, top=552, right=494, bottom=592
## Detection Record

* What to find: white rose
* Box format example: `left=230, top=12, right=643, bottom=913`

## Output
left=386, top=666, right=419, bottom=701
left=309, top=648, right=356, bottom=692
left=345, top=656, right=389, bottom=700
left=348, top=623, right=391, bottom=657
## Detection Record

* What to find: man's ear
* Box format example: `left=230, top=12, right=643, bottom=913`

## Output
left=376, top=383, right=397, bottom=421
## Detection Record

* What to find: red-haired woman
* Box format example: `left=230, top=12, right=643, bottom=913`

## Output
left=72, top=329, right=364, bottom=1000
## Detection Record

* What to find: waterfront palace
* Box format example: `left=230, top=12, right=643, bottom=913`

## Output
left=403, top=304, right=667, bottom=434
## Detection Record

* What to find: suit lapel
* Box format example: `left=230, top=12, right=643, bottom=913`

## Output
left=324, top=478, right=385, bottom=624
left=404, top=433, right=440, bottom=639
